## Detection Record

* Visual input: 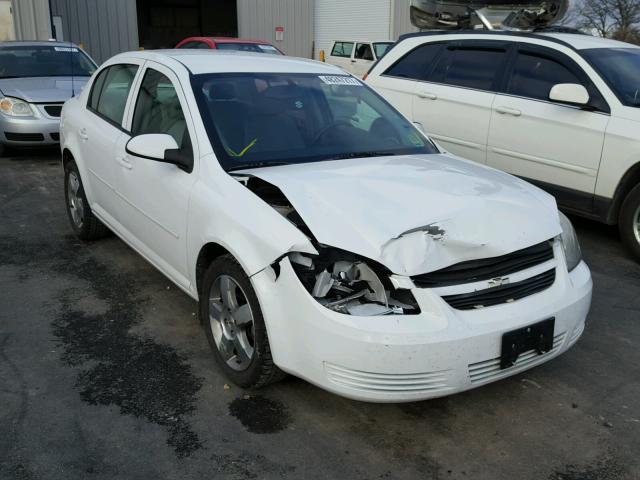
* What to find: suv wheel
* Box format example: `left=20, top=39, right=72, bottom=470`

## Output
left=619, top=183, right=640, bottom=262
left=64, top=159, right=108, bottom=240
left=200, top=254, right=285, bottom=389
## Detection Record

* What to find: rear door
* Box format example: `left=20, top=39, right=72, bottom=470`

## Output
left=81, top=61, right=141, bottom=219
left=487, top=44, right=610, bottom=208
left=410, top=40, right=510, bottom=164
left=327, top=41, right=355, bottom=72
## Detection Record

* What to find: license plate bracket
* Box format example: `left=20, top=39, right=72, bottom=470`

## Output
left=500, top=318, right=555, bottom=370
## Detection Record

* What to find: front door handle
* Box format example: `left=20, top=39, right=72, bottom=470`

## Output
left=417, top=91, right=438, bottom=100
left=117, top=156, right=133, bottom=170
left=78, top=128, right=88, bottom=140
left=496, top=106, right=522, bottom=117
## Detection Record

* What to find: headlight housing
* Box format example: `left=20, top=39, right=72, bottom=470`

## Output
left=559, top=212, right=582, bottom=272
left=0, top=96, right=34, bottom=117
left=289, top=248, right=420, bottom=316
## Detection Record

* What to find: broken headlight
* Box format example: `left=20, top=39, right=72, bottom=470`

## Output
left=559, top=212, right=582, bottom=272
left=289, top=249, right=420, bottom=316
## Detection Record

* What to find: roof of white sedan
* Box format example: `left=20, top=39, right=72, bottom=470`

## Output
left=117, top=50, right=346, bottom=75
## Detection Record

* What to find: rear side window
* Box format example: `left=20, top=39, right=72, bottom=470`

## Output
left=431, top=46, right=506, bottom=91
left=355, top=43, right=374, bottom=61
left=508, top=52, right=581, bottom=101
left=89, top=64, right=138, bottom=126
left=331, top=42, right=354, bottom=58
left=383, top=43, right=443, bottom=80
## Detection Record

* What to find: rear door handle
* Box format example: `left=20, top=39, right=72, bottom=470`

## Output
left=78, top=128, right=88, bottom=140
left=496, top=106, right=522, bottom=117
left=117, top=156, right=132, bottom=170
left=417, top=91, right=438, bottom=100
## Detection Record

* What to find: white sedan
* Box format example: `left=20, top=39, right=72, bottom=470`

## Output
left=60, top=50, right=592, bottom=402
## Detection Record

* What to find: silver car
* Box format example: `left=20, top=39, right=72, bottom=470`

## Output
left=0, top=41, right=96, bottom=156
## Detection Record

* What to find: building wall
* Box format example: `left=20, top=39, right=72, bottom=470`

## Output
left=11, top=0, right=51, bottom=40
left=237, top=0, right=314, bottom=59
left=392, top=0, right=419, bottom=39
left=50, top=0, right=138, bottom=64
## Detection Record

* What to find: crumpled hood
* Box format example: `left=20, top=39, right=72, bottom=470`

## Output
left=0, top=76, right=88, bottom=103
left=239, top=154, right=561, bottom=276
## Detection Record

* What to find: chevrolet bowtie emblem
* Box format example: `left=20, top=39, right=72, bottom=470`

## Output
left=488, top=276, right=510, bottom=287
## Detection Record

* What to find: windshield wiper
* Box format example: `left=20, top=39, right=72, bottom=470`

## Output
left=328, top=151, right=397, bottom=160
left=226, top=161, right=291, bottom=172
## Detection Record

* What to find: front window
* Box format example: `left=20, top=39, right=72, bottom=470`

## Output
left=0, top=45, right=96, bottom=79
left=192, top=73, right=436, bottom=171
left=582, top=47, right=640, bottom=107
left=373, top=42, right=393, bottom=59
left=215, top=43, right=281, bottom=55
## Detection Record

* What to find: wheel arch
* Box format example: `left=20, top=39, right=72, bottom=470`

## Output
left=607, top=162, right=640, bottom=224
left=195, top=242, right=233, bottom=297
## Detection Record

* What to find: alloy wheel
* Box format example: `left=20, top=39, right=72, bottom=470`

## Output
left=208, top=275, right=256, bottom=371
left=633, top=204, right=640, bottom=246
left=67, top=171, right=84, bottom=228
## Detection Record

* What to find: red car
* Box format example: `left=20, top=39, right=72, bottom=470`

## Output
left=175, top=37, right=283, bottom=55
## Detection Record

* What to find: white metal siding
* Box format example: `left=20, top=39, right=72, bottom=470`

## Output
left=11, top=0, right=51, bottom=40
left=238, top=0, right=314, bottom=59
left=392, top=0, right=419, bottom=39
left=49, top=0, right=138, bottom=64
left=314, top=0, right=391, bottom=60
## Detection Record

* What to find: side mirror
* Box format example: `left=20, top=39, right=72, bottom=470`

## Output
left=126, top=134, right=193, bottom=172
left=549, top=83, right=590, bottom=106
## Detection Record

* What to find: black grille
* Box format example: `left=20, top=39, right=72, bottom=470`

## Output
left=4, top=132, right=44, bottom=142
left=44, top=105, right=63, bottom=117
left=50, top=132, right=60, bottom=141
left=442, top=269, right=556, bottom=310
left=412, top=241, right=554, bottom=288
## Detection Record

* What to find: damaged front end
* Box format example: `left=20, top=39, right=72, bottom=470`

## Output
left=239, top=175, right=420, bottom=316
left=288, top=248, right=420, bottom=316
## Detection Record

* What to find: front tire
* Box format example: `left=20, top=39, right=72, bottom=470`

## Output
left=619, top=183, right=640, bottom=262
left=64, top=159, right=108, bottom=240
left=200, top=255, right=285, bottom=389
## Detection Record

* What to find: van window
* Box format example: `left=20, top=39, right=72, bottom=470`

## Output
left=383, top=43, right=442, bottom=80
left=508, top=52, right=582, bottom=101
left=89, top=64, right=138, bottom=126
left=431, top=46, right=506, bottom=91
left=355, top=43, right=374, bottom=61
left=331, top=42, right=354, bottom=58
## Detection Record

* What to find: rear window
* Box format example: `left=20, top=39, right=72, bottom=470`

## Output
left=430, top=46, right=507, bottom=91
left=216, top=43, right=281, bottom=55
left=384, top=43, right=443, bottom=80
left=331, top=42, right=354, bottom=58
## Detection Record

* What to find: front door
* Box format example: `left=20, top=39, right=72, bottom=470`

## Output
left=487, top=45, right=610, bottom=209
left=114, top=62, right=198, bottom=289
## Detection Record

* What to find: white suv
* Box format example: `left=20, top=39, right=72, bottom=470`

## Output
left=366, top=31, right=640, bottom=260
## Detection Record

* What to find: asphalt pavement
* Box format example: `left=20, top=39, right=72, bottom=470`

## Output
left=1, top=149, right=639, bottom=480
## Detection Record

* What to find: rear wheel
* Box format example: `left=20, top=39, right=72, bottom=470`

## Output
left=619, top=183, right=640, bottom=262
left=64, top=159, right=108, bottom=240
left=200, top=255, right=285, bottom=389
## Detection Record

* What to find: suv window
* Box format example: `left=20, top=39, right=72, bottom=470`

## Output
left=355, top=43, right=374, bottom=61
left=89, top=64, right=138, bottom=126
left=508, top=51, right=581, bottom=101
left=132, top=68, right=190, bottom=148
left=331, top=42, right=354, bottom=58
left=383, top=43, right=443, bottom=80
left=431, top=46, right=507, bottom=91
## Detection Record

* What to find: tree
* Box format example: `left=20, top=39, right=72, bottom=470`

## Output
left=577, top=0, right=640, bottom=43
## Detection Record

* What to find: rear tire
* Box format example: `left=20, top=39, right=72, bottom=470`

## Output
left=64, top=159, right=108, bottom=240
left=200, top=254, right=285, bottom=389
left=619, top=183, right=640, bottom=262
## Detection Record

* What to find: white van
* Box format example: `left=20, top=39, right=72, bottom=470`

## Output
left=325, top=41, right=394, bottom=77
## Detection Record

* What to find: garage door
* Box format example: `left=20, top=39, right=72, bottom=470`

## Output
left=314, top=0, right=391, bottom=60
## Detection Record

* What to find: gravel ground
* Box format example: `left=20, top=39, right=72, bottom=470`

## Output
left=1, top=149, right=639, bottom=480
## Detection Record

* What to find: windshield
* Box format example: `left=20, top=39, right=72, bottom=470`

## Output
left=192, top=73, right=436, bottom=171
left=582, top=47, right=640, bottom=107
left=373, top=42, right=394, bottom=59
left=215, top=43, right=282, bottom=55
left=0, top=45, right=96, bottom=79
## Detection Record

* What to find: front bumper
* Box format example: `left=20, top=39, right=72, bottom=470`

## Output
left=0, top=107, right=61, bottom=147
left=251, top=242, right=592, bottom=402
